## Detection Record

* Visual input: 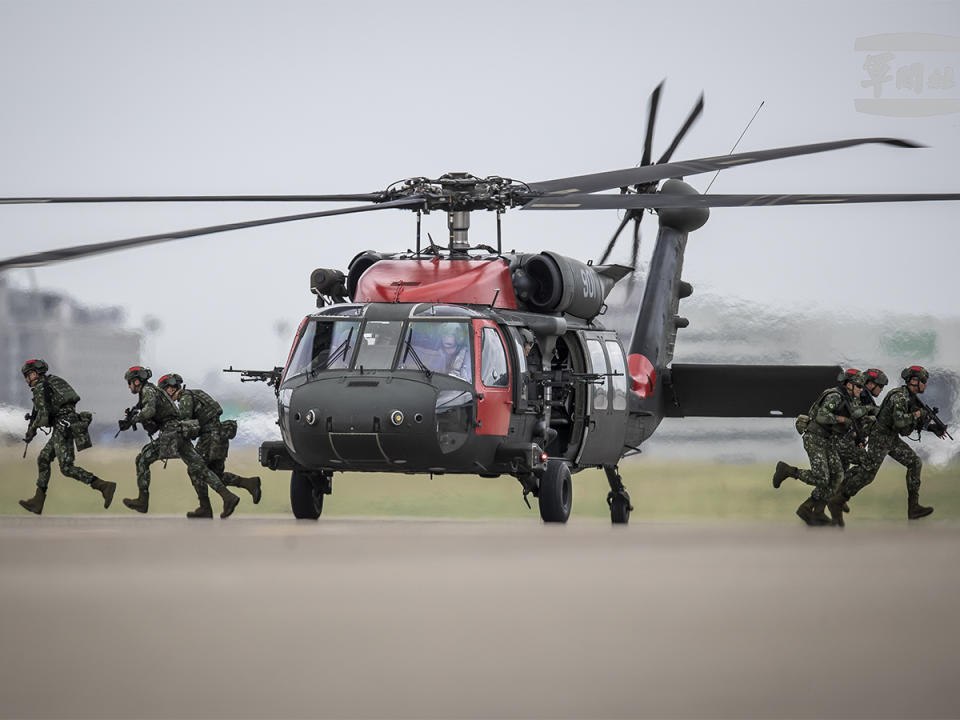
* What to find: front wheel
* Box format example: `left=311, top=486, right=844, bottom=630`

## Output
left=290, top=470, right=323, bottom=520
left=539, top=459, right=572, bottom=523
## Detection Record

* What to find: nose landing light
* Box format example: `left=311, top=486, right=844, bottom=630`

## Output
left=390, top=410, right=404, bottom=426
left=305, top=410, right=317, bottom=426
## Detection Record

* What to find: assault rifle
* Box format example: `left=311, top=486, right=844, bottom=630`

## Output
left=223, top=366, right=284, bottom=396
left=22, top=408, right=37, bottom=458
left=115, top=403, right=142, bottom=438
left=910, top=395, right=953, bottom=440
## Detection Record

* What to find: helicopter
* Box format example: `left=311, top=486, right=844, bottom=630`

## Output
left=2, top=85, right=960, bottom=524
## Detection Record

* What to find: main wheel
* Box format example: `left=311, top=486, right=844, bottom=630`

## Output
left=290, top=470, right=323, bottom=520
left=538, top=459, right=572, bottom=523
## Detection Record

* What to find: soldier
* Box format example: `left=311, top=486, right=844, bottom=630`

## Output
left=772, top=371, right=868, bottom=526
left=18, top=359, right=115, bottom=515
left=120, top=366, right=240, bottom=518
left=825, top=368, right=889, bottom=525
left=157, top=373, right=261, bottom=519
left=835, top=365, right=939, bottom=520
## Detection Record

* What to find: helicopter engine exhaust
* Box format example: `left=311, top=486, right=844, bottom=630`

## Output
left=512, top=252, right=629, bottom=321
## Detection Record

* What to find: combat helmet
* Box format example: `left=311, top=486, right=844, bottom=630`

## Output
left=901, top=365, right=930, bottom=384
left=124, top=366, right=153, bottom=383
left=21, top=358, right=49, bottom=377
left=864, top=368, right=888, bottom=387
left=838, top=368, right=864, bottom=386
left=157, top=373, right=183, bottom=390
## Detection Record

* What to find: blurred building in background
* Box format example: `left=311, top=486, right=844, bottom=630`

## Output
left=0, top=276, right=142, bottom=439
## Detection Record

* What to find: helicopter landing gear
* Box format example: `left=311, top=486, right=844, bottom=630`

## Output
left=290, top=469, right=331, bottom=520
left=604, top=466, right=633, bottom=525
left=539, top=459, right=572, bottom=523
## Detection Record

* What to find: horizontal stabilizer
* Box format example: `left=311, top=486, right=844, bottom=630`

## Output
left=664, top=364, right=842, bottom=418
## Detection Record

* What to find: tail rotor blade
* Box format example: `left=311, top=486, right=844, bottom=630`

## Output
left=657, top=93, right=704, bottom=165
left=640, top=81, right=664, bottom=168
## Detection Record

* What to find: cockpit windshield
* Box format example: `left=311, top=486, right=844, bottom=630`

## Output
left=397, top=321, right=472, bottom=382
left=285, top=317, right=473, bottom=381
left=285, top=319, right=359, bottom=380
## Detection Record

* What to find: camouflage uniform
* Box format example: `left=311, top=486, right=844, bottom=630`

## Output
left=835, top=387, right=876, bottom=472
left=841, top=385, right=922, bottom=497
left=795, top=388, right=863, bottom=501
left=27, top=374, right=100, bottom=491
left=177, top=387, right=258, bottom=500
left=132, top=382, right=226, bottom=493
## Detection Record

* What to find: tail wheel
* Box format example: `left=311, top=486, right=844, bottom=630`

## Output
left=290, top=470, right=323, bottom=520
left=539, top=459, right=572, bottom=523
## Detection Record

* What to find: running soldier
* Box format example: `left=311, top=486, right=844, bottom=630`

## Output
left=772, top=371, right=868, bottom=525
left=826, top=368, right=888, bottom=525
left=18, top=359, right=115, bottom=515
left=157, top=373, right=261, bottom=519
left=835, top=365, right=942, bottom=520
left=120, top=366, right=240, bottom=518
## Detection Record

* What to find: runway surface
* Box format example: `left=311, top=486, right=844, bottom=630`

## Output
left=1, top=516, right=958, bottom=719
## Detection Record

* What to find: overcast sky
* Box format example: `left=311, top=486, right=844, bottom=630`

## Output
left=1, top=0, right=958, bottom=382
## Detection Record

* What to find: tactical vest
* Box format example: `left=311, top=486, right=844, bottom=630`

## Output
left=183, top=388, right=223, bottom=429
left=875, top=386, right=911, bottom=436
left=43, top=375, right=80, bottom=414
left=141, top=383, right=180, bottom=426
left=806, top=387, right=844, bottom=435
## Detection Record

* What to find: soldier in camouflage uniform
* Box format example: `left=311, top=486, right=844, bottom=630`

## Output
left=836, top=365, right=939, bottom=520
left=772, top=372, right=869, bottom=526
left=157, top=373, right=261, bottom=519
left=18, top=359, right=116, bottom=515
left=826, top=368, right=888, bottom=525
left=120, top=366, right=240, bottom=518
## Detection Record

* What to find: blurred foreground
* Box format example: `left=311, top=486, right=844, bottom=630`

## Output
left=1, top=517, right=958, bottom=719
left=2, top=446, right=958, bottom=521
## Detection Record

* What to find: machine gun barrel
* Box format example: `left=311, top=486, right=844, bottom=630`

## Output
left=223, top=366, right=284, bottom=389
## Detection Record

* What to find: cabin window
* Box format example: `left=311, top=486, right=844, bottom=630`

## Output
left=605, top=340, right=628, bottom=411
left=586, top=339, right=608, bottom=410
left=285, top=319, right=358, bottom=379
left=397, top=320, right=473, bottom=382
left=480, top=327, right=509, bottom=388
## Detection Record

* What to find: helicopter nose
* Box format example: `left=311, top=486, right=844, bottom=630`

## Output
left=284, top=375, right=472, bottom=469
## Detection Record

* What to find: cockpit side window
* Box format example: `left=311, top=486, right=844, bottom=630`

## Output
left=480, top=327, right=509, bottom=388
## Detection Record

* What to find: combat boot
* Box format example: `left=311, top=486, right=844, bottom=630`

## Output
left=772, top=461, right=798, bottom=489
left=122, top=489, right=149, bottom=514
left=239, top=476, right=262, bottom=504
left=907, top=490, right=933, bottom=520
left=186, top=495, right=213, bottom=519
left=215, top=486, right=240, bottom=519
left=796, top=497, right=832, bottom=526
left=19, top=487, right=46, bottom=515
left=827, top=493, right=849, bottom=527
left=90, top=478, right=117, bottom=509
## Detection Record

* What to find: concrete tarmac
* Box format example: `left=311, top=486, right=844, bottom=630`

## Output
left=1, top=516, right=958, bottom=719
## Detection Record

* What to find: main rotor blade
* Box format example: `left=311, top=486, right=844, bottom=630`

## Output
left=0, top=197, right=424, bottom=271
left=640, top=82, right=663, bottom=168
left=657, top=93, right=704, bottom=165
left=524, top=191, right=960, bottom=210
left=599, top=211, right=633, bottom=264
left=525, top=138, right=924, bottom=196
left=0, top=193, right=384, bottom=205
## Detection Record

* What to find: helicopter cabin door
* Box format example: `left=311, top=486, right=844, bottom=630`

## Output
left=473, top=320, right=512, bottom=436
left=576, top=331, right=629, bottom=465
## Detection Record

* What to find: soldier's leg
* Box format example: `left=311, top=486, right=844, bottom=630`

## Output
left=179, top=440, right=239, bottom=518
left=888, top=438, right=931, bottom=518
left=53, top=429, right=117, bottom=510
left=795, top=435, right=833, bottom=526
left=124, top=441, right=159, bottom=513
left=19, top=436, right=54, bottom=514
left=220, top=461, right=262, bottom=504
left=841, top=433, right=894, bottom=499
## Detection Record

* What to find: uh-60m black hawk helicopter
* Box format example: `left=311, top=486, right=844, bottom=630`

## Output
left=2, top=85, right=959, bottom=523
